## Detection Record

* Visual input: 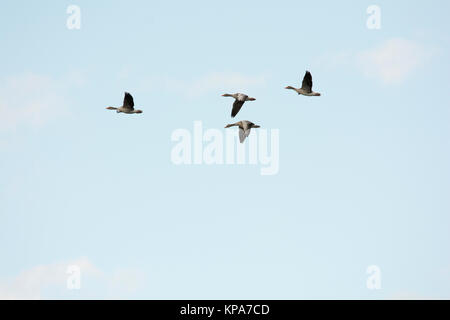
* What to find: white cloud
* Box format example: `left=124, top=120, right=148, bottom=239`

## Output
left=0, top=258, right=146, bottom=299
left=0, top=73, right=77, bottom=132
left=187, top=72, right=266, bottom=97
left=315, top=38, right=435, bottom=85
left=0, top=257, right=100, bottom=299
left=107, top=268, right=147, bottom=298
left=314, top=50, right=354, bottom=69
left=356, top=38, right=435, bottom=84
left=141, top=72, right=267, bottom=98
left=387, top=291, right=435, bottom=300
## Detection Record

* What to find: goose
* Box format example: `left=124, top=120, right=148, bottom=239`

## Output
left=224, top=120, right=260, bottom=143
left=106, top=92, right=143, bottom=114
left=222, top=93, right=256, bottom=118
left=285, top=71, right=321, bottom=96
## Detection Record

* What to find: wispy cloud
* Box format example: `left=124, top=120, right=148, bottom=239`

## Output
left=0, top=74, right=63, bottom=131
left=141, top=72, right=267, bottom=98
left=0, top=258, right=146, bottom=299
left=186, top=72, right=267, bottom=97
left=387, top=291, right=436, bottom=300
left=0, top=257, right=100, bottom=299
left=315, top=38, right=436, bottom=85
left=356, top=38, right=435, bottom=84
left=0, top=71, right=86, bottom=132
left=107, top=268, right=147, bottom=299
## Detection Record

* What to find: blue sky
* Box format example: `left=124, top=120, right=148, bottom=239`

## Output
left=1, top=0, right=450, bottom=299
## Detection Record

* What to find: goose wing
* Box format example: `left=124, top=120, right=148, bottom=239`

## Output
left=301, top=71, right=313, bottom=93
left=123, top=92, right=135, bottom=110
left=231, top=99, right=245, bottom=118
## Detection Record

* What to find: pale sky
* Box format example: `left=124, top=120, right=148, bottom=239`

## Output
left=1, top=0, right=450, bottom=299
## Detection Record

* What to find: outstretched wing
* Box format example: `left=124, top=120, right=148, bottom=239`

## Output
left=123, top=92, right=135, bottom=110
left=301, top=71, right=313, bottom=93
left=231, top=99, right=245, bottom=118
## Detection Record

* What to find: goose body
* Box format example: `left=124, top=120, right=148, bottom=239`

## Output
left=222, top=93, right=256, bottom=118
left=106, top=92, right=143, bottom=114
left=225, top=120, right=260, bottom=143
left=285, top=71, right=321, bottom=96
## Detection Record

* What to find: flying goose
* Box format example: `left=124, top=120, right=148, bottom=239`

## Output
left=106, top=92, right=143, bottom=114
left=225, top=120, right=260, bottom=143
left=222, top=93, right=256, bottom=118
left=285, top=71, right=321, bottom=96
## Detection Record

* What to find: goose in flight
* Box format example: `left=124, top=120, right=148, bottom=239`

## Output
left=106, top=92, right=143, bottom=114
left=225, top=120, right=260, bottom=143
left=222, top=93, right=256, bottom=118
left=285, top=71, right=321, bottom=96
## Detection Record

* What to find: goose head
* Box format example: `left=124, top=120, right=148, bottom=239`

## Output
left=106, top=106, right=121, bottom=113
